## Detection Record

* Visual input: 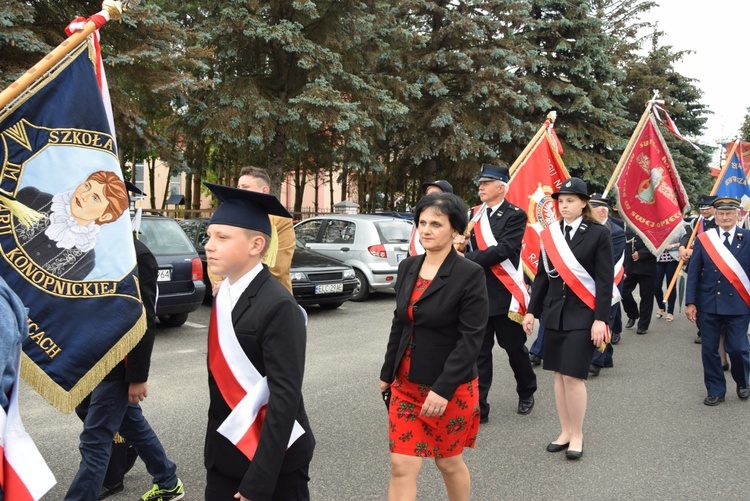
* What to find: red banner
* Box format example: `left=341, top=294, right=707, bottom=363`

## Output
left=507, top=129, right=570, bottom=277
left=739, top=141, right=750, bottom=175
left=615, top=115, right=690, bottom=254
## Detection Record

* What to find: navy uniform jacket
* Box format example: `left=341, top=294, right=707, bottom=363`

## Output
left=380, top=249, right=488, bottom=400
left=685, top=227, right=750, bottom=316
left=204, top=266, right=315, bottom=501
left=464, top=199, right=527, bottom=317
left=607, top=219, right=626, bottom=263
left=528, top=220, right=614, bottom=331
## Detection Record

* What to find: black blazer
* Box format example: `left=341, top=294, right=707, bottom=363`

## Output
left=204, top=266, right=315, bottom=501
left=380, top=249, right=488, bottom=400
left=464, top=199, right=527, bottom=316
left=624, top=227, right=656, bottom=276
left=528, top=220, right=613, bottom=331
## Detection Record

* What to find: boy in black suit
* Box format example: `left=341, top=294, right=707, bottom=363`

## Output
left=202, top=183, right=314, bottom=501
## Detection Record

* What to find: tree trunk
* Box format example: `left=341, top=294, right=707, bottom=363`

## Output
left=148, top=157, right=156, bottom=209
left=267, top=122, right=287, bottom=197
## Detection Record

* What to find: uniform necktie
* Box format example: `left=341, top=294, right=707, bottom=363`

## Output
left=486, top=207, right=493, bottom=219
left=565, top=225, right=572, bottom=242
left=724, top=232, right=731, bottom=249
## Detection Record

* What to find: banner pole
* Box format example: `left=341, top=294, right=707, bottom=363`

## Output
left=664, top=139, right=741, bottom=300
left=509, top=111, right=557, bottom=178
left=0, top=2, right=123, bottom=111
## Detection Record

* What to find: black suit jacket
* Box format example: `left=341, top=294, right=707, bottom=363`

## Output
left=607, top=218, right=626, bottom=262
left=464, top=200, right=527, bottom=316
left=528, top=221, right=613, bottom=331
left=204, top=266, right=315, bottom=501
left=624, top=227, right=656, bottom=276
left=380, top=249, right=488, bottom=400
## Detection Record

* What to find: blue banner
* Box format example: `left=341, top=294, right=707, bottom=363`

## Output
left=0, top=41, right=145, bottom=412
left=715, top=148, right=750, bottom=206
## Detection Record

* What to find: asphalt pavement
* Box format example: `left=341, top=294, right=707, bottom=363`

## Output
left=20, top=291, right=750, bottom=500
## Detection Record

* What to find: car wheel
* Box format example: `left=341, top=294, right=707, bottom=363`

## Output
left=350, top=269, right=370, bottom=302
left=318, top=302, right=344, bottom=310
left=158, top=313, right=189, bottom=327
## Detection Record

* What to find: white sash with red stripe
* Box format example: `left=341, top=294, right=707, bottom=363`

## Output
left=408, top=226, right=424, bottom=256
left=0, top=351, right=56, bottom=500
left=472, top=205, right=529, bottom=320
left=612, top=253, right=624, bottom=305
left=539, top=224, right=598, bottom=310
left=208, top=283, right=304, bottom=460
left=697, top=231, right=750, bottom=308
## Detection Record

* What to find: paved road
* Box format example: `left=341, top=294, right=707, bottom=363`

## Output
left=20, top=292, right=750, bottom=500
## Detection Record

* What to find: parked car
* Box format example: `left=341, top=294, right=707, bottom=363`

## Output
left=137, top=215, right=206, bottom=327
left=179, top=218, right=358, bottom=309
left=294, top=214, right=413, bottom=301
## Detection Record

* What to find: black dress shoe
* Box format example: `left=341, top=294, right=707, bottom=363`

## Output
left=636, top=329, right=647, bottom=335
left=479, top=415, right=489, bottom=424
left=703, top=396, right=725, bottom=406
left=611, top=331, right=621, bottom=345
left=625, top=317, right=637, bottom=329
left=566, top=445, right=584, bottom=460
left=737, top=387, right=750, bottom=400
left=694, top=334, right=702, bottom=344
left=529, top=354, right=542, bottom=366
left=517, top=396, right=535, bottom=415
left=722, top=363, right=730, bottom=371
left=98, top=482, right=124, bottom=500
left=546, top=442, right=569, bottom=453
left=588, top=365, right=600, bottom=377
left=603, top=361, right=614, bottom=368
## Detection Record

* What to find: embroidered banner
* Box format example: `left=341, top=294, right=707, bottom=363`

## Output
left=0, top=40, right=145, bottom=412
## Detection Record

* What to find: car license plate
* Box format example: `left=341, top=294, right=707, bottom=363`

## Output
left=157, top=269, right=172, bottom=282
left=315, top=283, right=343, bottom=294
left=396, top=253, right=406, bottom=262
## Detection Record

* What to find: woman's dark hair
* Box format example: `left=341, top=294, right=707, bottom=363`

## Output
left=414, top=193, right=468, bottom=235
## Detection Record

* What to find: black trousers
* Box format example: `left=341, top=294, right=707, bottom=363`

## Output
left=621, top=272, right=655, bottom=331
left=205, top=464, right=310, bottom=501
left=477, top=314, right=537, bottom=417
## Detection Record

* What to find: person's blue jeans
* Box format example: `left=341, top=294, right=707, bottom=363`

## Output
left=654, top=260, right=679, bottom=314
left=65, top=380, right=177, bottom=501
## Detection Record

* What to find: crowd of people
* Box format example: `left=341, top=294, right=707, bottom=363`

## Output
left=6, top=164, right=749, bottom=501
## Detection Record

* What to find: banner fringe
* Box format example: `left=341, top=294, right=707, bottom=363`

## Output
left=20, top=309, right=147, bottom=413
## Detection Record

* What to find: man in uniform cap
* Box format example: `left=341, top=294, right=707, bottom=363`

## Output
left=587, top=194, right=625, bottom=376
left=202, top=183, right=315, bottom=500
left=686, top=197, right=750, bottom=405
left=463, top=162, right=537, bottom=420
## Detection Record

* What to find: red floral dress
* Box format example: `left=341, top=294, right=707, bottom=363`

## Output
left=388, top=277, right=480, bottom=458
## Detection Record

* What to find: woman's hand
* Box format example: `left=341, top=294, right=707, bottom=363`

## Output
left=591, top=319, right=609, bottom=347
left=379, top=380, right=390, bottom=393
left=522, top=313, right=535, bottom=336
left=420, top=391, right=448, bottom=418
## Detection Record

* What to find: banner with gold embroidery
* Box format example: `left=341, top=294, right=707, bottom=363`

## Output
left=0, top=40, right=145, bottom=413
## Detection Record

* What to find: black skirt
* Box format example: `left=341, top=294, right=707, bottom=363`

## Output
left=542, top=327, right=596, bottom=379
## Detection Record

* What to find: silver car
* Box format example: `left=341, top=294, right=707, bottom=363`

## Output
left=294, top=214, right=413, bottom=301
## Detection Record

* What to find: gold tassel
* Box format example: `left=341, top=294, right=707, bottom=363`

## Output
left=507, top=311, right=525, bottom=324
left=0, top=191, right=43, bottom=227
left=261, top=219, right=279, bottom=269
left=597, top=342, right=607, bottom=353
left=113, top=433, right=126, bottom=443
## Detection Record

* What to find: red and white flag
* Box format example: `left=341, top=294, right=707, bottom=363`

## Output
left=208, top=283, right=304, bottom=460
left=615, top=115, right=691, bottom=255
left=506, top=121, right=570, bottom=277
left=1, top=353, right=56, bottom=500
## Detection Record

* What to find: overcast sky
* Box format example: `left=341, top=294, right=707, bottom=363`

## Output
left=641, top=0, right=749, bottom=145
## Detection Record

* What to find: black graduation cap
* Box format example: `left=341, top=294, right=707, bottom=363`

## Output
left=205, top=182, right=291, bottom=235
left=124, top=180, right=144, bottom=196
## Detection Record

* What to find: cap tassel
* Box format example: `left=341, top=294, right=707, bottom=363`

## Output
left=0, top=191, right=44, bottom=227
left=262, top=221, right=279, bottom=268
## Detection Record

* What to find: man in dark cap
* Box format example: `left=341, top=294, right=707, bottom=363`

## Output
left=202, top=183, right=315, bottom=500
left=685, top=197, right=750, bottom=406
left=680, top=195, right=718, bottom=344
left=588, top=194, right=625, bottom=376
left=463, top=163, right=537, bottom=421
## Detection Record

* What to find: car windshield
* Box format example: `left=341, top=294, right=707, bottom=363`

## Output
left=375, top=220, right=412, bottom=243
left=139, top=218, right=197, bottom=254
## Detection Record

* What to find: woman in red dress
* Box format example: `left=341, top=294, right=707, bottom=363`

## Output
left=380, top=193, right=489, bottom=500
